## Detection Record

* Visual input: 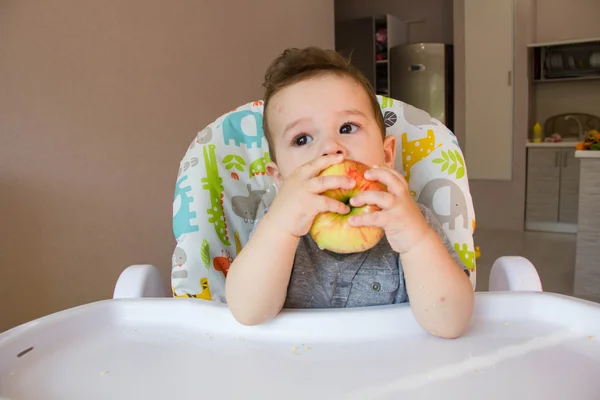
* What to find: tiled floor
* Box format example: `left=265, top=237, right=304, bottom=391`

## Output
left=473, top=229, right=577, bottom=296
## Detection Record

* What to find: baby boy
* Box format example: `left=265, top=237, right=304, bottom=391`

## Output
left=226, top=47, right=474, bottom=338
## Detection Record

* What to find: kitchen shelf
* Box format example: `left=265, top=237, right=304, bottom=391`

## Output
left=526, top=141, right=579, bottom=148
left=335, top=14, right=406, bottom=96
left=528, top=37, right=600, bottom=48
left=533, top=74, right=600, bottom=83
left=530, top=39, right=600, bottom=82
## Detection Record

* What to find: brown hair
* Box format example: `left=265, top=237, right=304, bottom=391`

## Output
left=262, top=47, right=386, bottom=161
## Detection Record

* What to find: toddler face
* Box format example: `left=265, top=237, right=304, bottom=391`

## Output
left=265, top=74, right=396, bottom=184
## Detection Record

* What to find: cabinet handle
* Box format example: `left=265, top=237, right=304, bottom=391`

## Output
left=563, top=152, right=568, bottom=167
left=555, top=151, right=560, bottom=167
left=508, top=70, right=512, bottom=86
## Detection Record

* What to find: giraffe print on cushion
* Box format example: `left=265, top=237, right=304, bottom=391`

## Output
left=401, top=129, right=441, bottom=182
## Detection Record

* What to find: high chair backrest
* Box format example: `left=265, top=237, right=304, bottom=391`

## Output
left=171, top=97, right=476, bottom=301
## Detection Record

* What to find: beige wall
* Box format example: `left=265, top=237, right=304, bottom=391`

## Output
left=0, top=0, right=334, bottom=333
left=535, top=81, right=600, bottom=126
left=335, top=0, right=454, bottom=44
left=536, top=0, right=600, bottom=43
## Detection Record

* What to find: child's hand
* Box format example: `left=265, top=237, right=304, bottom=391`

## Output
left=268, top=154, right=355, bottom=238
left=347, top=166, right=431, bottom=254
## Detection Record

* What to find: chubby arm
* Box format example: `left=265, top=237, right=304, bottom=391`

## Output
left=400, top=207, right=473, bottom=339
left=226, top=154, right=354, bottom=325
left=348, top=166, right=473, bottom=338
left=225, top=212, right=299, bottom=325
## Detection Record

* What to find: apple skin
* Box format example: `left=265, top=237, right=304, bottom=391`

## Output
left=309, top=160, right=387, bottom=254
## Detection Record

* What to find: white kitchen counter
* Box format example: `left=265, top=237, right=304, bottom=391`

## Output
left=526, top=141, right=578, bottom=148
left=1, top=293, right=600, bottom=400
left=575, top=150, right=600, bottom=158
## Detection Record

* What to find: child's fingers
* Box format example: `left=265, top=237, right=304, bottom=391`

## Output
left=382, top=166, right=408, bottom=183
left=349, top=190, right=396, bottom=210
left=316, top=196, right=350, bottom=215
left=366, top=166, right=407, bottom=188
left=364, top=167, right=408, bottom=197
left=348, top=210, right=387, bottom=228
left=297, top=154, right=344, bottom=179
left=308, top=175, right=355, bottom=194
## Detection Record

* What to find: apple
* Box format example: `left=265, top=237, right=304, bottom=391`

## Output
left=309, top=159, right=387, bottom=254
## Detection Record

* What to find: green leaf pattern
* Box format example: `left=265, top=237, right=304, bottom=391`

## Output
left=448, top=150, right=456, bottom=162
left=433, top=150, right=465, bottom=179
left=222, top=154, right=246, bottom=172
left=201, top=239, right=210, bottom=269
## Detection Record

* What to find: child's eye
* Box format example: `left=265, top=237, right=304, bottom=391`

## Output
left=292, top=134, right=313, bottom=146
left=340, top=123, right=360, bottom=134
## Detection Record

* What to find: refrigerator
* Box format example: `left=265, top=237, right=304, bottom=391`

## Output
left=390, top=43, right=454, bottom=131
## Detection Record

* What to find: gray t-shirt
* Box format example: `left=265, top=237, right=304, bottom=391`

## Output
left=250, top=204, right=469, bottom=309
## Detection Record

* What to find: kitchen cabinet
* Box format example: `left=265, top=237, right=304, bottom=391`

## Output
left=529, top=38, right=600, bottom=83
left=335, top=14, right=406, bottom=96
left=525, top=148, right=580, bottom=232
left=526, top=148, right=561, bottom=223
left=335, top=17, right=377, bottom=91
left=559, top=150, right=581, bottom=223
left=464, top=0, right=514, bottom=180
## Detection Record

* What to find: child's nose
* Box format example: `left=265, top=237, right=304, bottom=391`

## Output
left=320, top=138, right=347, bottom=157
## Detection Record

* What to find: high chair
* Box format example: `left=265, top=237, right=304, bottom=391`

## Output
left=113, top=97, right=542, bottom=299
left=10, top=100, right=600, bottom=400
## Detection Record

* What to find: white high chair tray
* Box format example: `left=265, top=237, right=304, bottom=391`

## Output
left=1, top=292, right=599, bottom=400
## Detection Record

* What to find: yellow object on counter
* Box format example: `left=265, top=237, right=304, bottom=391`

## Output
left=532, top=122, right=543, bottom=143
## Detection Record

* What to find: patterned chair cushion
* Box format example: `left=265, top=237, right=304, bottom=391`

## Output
left=171, top=97, right=476, bottom=302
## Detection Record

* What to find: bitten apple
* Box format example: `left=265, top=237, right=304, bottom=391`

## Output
left=309, top=160, right=387, bottom=253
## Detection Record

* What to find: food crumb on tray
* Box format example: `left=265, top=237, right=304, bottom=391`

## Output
left=290, top=344, right=314, bottom=354
left=100, top=371, right=110, bottom=376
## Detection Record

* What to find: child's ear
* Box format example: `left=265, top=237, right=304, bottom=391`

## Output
left=383, top=135, right=397, bottom=169
left=266, top=162, right=283, bottom=187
